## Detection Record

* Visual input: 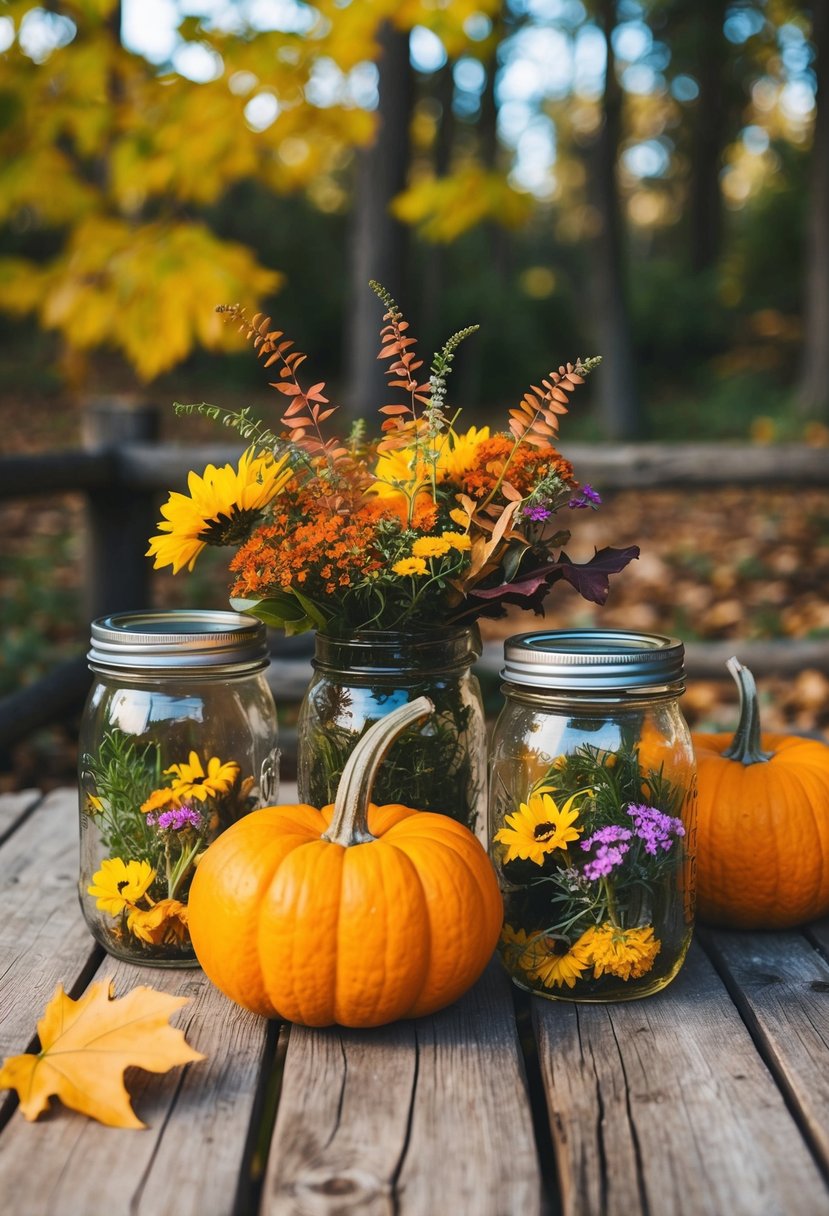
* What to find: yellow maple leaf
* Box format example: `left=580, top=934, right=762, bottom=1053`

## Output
left=0, top=980, right=204, bottom=1129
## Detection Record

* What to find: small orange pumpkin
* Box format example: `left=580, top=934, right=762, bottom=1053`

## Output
left=188, top=697, right=503, bottom=1027
left=693, top=657, right=829, bottom=929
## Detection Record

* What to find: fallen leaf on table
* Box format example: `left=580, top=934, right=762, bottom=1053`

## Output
left=0, top=979, right=204, bottom=1128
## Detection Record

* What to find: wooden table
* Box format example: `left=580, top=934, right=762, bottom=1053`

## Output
left=2, top=787, right=829, bottom=1216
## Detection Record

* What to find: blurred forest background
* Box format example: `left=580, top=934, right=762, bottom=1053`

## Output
left=1, top=0, right=828, bottom=783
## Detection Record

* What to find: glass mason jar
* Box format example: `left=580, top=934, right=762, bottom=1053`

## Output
left=78, top=610, right=279, bottom=966
left=297, top=627, right=487, bottom=837
left=489, top=629, right=696, bottom=1003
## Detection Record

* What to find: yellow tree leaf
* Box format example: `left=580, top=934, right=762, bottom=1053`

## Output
left=0, top=980, right=204, bottom=1129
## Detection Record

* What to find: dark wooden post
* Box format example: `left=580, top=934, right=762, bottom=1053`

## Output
left=82, top=396, right=160, bottom=622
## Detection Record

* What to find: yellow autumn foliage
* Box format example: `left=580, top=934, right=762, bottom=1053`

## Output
left=392, top=164, right=534, bottom=242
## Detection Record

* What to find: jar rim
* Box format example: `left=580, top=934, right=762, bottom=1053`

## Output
left=88, top=610, right=270, bottom=675
left=502, top=628, right=685, bottom=692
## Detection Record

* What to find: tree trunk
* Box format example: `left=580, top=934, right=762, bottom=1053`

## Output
left=797, top=1, right=829, bottom=420
left=419, top=61, right=455, bottom=355
left=344, top=23, right=413, bottom=417
left=588, top=0, right=641, bottom=440
left=688, top=0, right=729, bottom=272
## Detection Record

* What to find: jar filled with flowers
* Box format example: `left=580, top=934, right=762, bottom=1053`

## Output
left=147, top=284, right=638, bottom=828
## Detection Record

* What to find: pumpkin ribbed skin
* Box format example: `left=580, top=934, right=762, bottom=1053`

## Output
left=693, top=729, right=829, bottom=929
left=188, top=800, right=503, bottom=1026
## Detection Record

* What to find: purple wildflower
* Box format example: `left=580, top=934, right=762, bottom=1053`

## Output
left=568, top=483, right=602, bottom=510
left=523, top=503, right=553, bottom=522
left=583, top=844, right=629, bottom=881
left=155, top=805, right=204, bottom=832
left=627, top=804, right=685, bottom=855
left=580, top=825, right=631, bottom=881
left=581, top=825, right=632, bottom=851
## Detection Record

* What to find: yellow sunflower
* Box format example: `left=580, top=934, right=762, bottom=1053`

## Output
left=146, top=448, right=293, bottom=574
left=87, top=858, right=156, bottom=916
left=499, top=925, right=548, bottom=975
left=164, top=752, right=240, bottom=802
left=442, top=531, right=471, bottom=551
left=493, top=789, right=588, bottom=865
left=581, top=923, right=661, bottom=982
left=127, top=899, right=190, bottom=946
left=530, top=929, right=594, bottom=990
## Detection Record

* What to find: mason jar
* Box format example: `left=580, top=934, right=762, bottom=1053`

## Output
left=297, top=626, right=487, bottom=838
left=78, top=610, right=279, bottom=966
left=489, top=629, right=696, bottom=1002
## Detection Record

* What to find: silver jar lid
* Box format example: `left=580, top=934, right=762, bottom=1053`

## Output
left=88, top=610, right=269, bottom=676
left=502, top=629, right=685, bottom=692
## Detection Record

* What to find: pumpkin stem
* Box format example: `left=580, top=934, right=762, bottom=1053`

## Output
left=322, top=696, right=435, bottom=847
left=721, top=656, right=773, bottom=765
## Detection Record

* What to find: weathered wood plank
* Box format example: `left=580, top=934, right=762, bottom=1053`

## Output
left=262, top=961, right=542, bottom=1216
left=703, top=927, right=829, bottom=1176
left=0, top=961, right=272, bottom=1216
left=533, top=941, right=829, bottom=1216
left=0, top=788, right=42, bottom=842
left=0, top=789, right=99, bottom=1063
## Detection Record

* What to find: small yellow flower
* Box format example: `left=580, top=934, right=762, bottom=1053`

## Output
left=412, top=536, right=452, bottom=559
left=442, top=531, right=471, bottom=552
left=140, top=786, right=179, bottom=815
left=581, top=923, right=661, bottom=981
left=392, top=557, right=428, bottom=576
left=164, top=752, right=240, bottom=802
left=127, top=899, right=190, bottom=946
left=493, top=789, right=587, bottom=865
left=88, top=858, right=156, bottom=916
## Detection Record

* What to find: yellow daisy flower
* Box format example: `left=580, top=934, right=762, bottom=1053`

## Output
left=530, top=929, right=594, bottom=990
left=88, top=858, right=156, bottom=915
left=127, top=899, right=190, bottom=946
left=412, top=536, right=452, bottom=559
left=493, top=789, right=587, bottom=865
left=164, top=752, right=240, bottom=802
left=146, top=448, right=293, bottom=574
left=442, top=531, right=471, bottom=551
left=581, top=923, right=661, bottom=982
left=392, top=557, right=428, bottom=576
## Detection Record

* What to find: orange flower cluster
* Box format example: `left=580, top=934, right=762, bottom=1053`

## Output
left=230, top=506, right=387, bottom=600
left=461, top=436, right=575, bottom=500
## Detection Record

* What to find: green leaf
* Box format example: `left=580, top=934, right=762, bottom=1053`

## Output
left=230, top=593, right=310, bottom=631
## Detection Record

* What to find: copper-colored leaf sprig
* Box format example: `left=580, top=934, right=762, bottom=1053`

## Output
left=508, top=356, right=601, bottom=449
left=217, top=304, right=349, bottom=476
left=369, top=280, right=431, bottom=454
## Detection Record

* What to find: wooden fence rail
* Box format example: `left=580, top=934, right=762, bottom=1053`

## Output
left=2, top=400, right=828, bottom=756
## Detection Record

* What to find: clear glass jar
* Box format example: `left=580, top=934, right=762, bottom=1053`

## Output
left=489, top=629, right=696, bottom=1002
left=78, top=610, right=279, bottom=966
left=297, top=627, right=487, bottom=837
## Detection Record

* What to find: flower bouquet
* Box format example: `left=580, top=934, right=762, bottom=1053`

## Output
left=148, top=283, right=638, bottom=823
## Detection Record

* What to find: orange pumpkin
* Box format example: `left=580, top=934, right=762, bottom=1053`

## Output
left=188, top=696, right=503, bottom=1027
left=693, top=657, right=829, bottom=929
